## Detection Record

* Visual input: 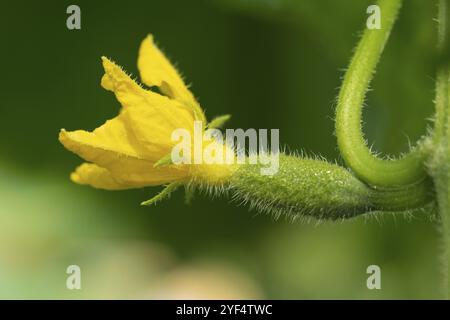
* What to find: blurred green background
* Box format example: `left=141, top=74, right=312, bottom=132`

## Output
left=0, top=0, right=443, bottom=298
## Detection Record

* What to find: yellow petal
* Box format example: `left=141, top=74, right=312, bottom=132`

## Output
left=71, top=163, right=147, bottom=190
left=138, top=35, right=192, bottom=101
left=101, top=56, right=174, bottom=110
left=138, top=35, right=206, bottom=123
left=59, top=114, right=188, bottom=186
left=121, top=103, right=194, bottom=161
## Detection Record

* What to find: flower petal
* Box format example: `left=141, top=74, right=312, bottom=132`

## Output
left=138, top=35, right=191, bottom=101
left=121, top=103, right=194, bottom=161
left=71, top=163, right=147, bottom=190
left=138, top=35, right=206, bottom=122
left=101, top=56, right=175, bottom=110
left=59, top=114, right=188, bottom=186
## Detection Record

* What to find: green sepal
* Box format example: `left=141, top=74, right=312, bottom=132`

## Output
left=207, top=114, right=231, bottom=129
left=153, top=153, right=173, bottom=168
left=141, top=182, right=181, bottom=206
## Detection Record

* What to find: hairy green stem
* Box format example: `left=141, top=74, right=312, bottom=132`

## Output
left=229, top=154, right=431, bottom=221
left=429, top=0, right=450, bottom=298
left=336, top=0, right=427, bottom=188
left=434, top=0, right=450, bottom=145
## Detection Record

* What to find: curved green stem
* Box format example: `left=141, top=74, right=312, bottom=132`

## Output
left=336, top=0, right=426, bottom=188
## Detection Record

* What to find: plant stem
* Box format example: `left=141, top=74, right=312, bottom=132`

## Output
left=429, top=0, right=450, bottom=299
left=432, top=70, right=450, bottom=297
left=336, top=0, right=427, bottom=188
left=434, top=0, right=450, bottom=145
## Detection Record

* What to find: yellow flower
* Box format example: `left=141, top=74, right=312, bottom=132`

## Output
left=59, top=35, right=236, bottom=204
